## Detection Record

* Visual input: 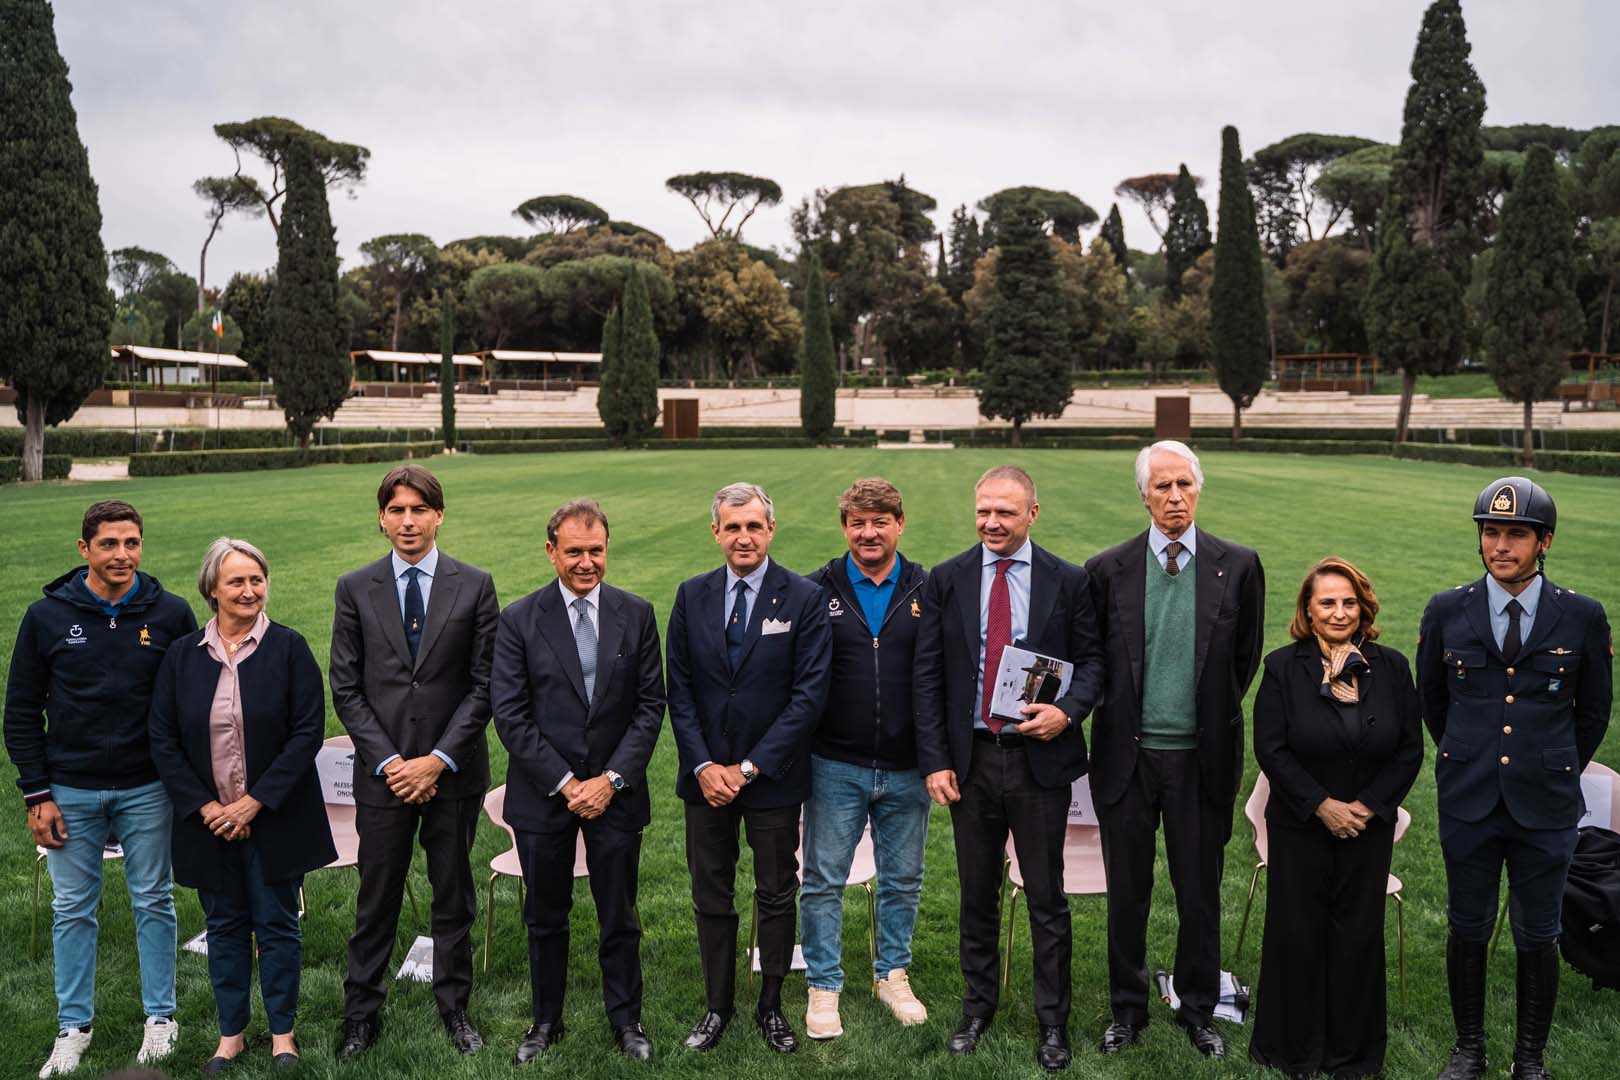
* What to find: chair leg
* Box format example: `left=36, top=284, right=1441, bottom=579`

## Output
left=1233, top=862, right=1265, bottom=963
left=1489, top=892, right=1507, bottom=956
left=484, top=873, right=498, bottom=976
left=746, top=896, right=758, bottom=994
left=297, top=885, right=306, bottom=920
left=1001, top=887, right=1022, bottom=994
left=1394, top=891, right=1406, bottom=1006
left=863, top=882, right=877, bottom=999
left=32, top=852, right=44, bottom=961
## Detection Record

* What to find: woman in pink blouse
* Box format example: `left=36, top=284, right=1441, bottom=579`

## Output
left=148, top=538, right=335, bottom=1071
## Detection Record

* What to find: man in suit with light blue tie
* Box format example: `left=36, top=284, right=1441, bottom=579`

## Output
left=666, top=482, right=832, bottom=1054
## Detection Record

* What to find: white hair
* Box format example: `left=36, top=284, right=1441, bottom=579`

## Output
left=1134, top=440, right=1204, bottom=497
left=711, top=482, right=775, bottom=525
left=197, top=536, right=269, bottom=612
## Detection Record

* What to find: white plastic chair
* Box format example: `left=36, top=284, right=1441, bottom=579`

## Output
left=747, top=818, right=877, bottom=993
left=303, top=734, right=417, bottom=918
left=481, top=783, right=589, bottom=973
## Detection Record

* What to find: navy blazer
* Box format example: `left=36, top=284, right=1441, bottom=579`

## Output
left=491, top=580, right=665, bottom=833
left=1084, top=527, right=1266, bottom=808
left=1417, top=575, right=1613, bottom=830
left=666, top=560, right=832, bottom=808
left=1252, top=639, right=1425, bottom=830
left=912, top=542, right=1104, bottom=790
left=146, top=621, right=336, bottom=891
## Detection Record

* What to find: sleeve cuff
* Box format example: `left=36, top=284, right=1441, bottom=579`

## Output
left=693, top=761, right=714, bottom=778
left=550, top=771, right=575, bottom=796
left=431, top=749, right=458, bottom=773
left=23, top=788, right=52, bottom=809
left=375, top=754, right=401, bottom=776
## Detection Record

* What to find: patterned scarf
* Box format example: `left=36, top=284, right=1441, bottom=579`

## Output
left=1316, top=636, right=1369, bottom=704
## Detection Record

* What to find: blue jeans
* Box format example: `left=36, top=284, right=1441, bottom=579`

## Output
left=800, top=755, right=930, bottom=991
left=46, top=781, right=177, bottom=1029
left=199, top=842, right=303, bottom=1037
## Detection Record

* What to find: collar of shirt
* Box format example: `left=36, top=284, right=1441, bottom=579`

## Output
left=199, top=610, right=270, bottom=661
left=391, top=544, right=439, bottom=583
left=980, top=539, right=1033, bottom=569
left=557, top=578, right=602, bottom=615
left=76, top=569, right=139, bottom=616
left=726, top=557, right=770, bottom=596
left=1148, top=522, right=1198, bottom=558
left=846, top=551, right=901, bottom=588
left=1485, top=571, right=1543, bottom=618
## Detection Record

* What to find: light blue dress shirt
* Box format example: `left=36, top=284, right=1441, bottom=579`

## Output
left=1484, top=573, right=1542, bottom=652
left=1147, top=521, right=1197, bottom=573
left=377, top=545, right=456, bottom=775
left=973, top=539, right=1033, bottom=731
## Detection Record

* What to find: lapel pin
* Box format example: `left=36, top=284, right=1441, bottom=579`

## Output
left=772, top=597, right=779, bottom=605
left=1216, top=570, right=1224, bottom=577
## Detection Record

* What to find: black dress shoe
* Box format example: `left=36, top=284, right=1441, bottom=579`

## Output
left=1098, top=1021, right=1143, bottom=1054
left=202, top=1056, right=236, bottom=1075
left=948, top=1015, right=991, bottom=1056
left=683, top=1011, right=730, bottom=1051
left=1036, top=1025, right=1071, bottom=1072
left=514, top=1022, right=563, bottom=1064
left=335, top=1017, right=379, bottom=1060
left=1182, top=1020, right=1225, bottom=1058
left=441, top=1009, right=484, bottom=1055
left=756, top=1008, right=799, bottom=1054
left=615, top=1022, right=653, bottom=1061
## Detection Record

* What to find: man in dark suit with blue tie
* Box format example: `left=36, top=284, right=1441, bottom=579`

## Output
left=913, top=464, right=1105, bottom=1072
left=329, top=465, right=500, bottom=1058
left=491, top=499, right=665, bottom=1064
left=666, top=482, right=833, bottom=1054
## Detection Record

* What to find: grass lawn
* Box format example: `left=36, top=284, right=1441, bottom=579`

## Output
left=1, top=448, right=1617, bottom=1080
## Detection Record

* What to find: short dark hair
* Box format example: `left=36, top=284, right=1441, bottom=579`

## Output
left=376, top=464, right=445, bottom=513
left=839, top=478, right=904, bottom=524
left=547, top=498, right=610, bottom=545
left=81, top=500, right=143, bottom=543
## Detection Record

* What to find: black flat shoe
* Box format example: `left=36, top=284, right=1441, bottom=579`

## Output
left=335, top=1017, right=379, bottom=1059
left=441, top=1009, right=484, bottom=1055
left=1099, top=1021, right=1143, bottom=1054
left=514, top=1021, right=563, bottom=1064
left=615, top=1022, right=653, bottom=1061
left=683, top=1010, right=730, bottom=1051
left=755, top=1008, right=798, bottom=1054
left=271, top=1051, right=300, bottom=1069
left=948, top=1014, right=991, bottom=1056
left=202, top=1056, right=236, bottom=1075
left=1036, top=1025, right=1071, bottom=1072
left=1182, top=1020, right=1225, bottom=1058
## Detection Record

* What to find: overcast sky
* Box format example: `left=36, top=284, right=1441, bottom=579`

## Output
left=53, top=0, right=1618, bottom=293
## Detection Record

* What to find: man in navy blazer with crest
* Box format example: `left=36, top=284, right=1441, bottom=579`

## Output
left=666, top=482, right=832, bottom=1055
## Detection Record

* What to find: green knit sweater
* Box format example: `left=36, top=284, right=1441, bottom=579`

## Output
left=1140, top=545, right=1197, bottom=750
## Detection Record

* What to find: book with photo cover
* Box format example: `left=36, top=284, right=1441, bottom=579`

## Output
left=988, top=644, right=1071, bottom=725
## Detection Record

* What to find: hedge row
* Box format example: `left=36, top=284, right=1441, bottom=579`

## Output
left=0, top=456, right=73, bottom=483
left=461, top=436, right=874, bottom=455
left=129, top=443, right=440, bottom=477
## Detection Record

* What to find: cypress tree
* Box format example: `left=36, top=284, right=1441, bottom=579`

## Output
left=1209, top=126, right=1270, bottom=448
left=439, top=294, right=457, bottom=451
left=978, top=199, right=1070, bottom=448
left=0, top=0, right=115, bottom=480
left=1164, top=165, right=1211, bottom=299
left=1485, top=144, right=1582, bottom=468
left=945, top=206, right=980, bottom=301
left=595, top=298, right=625, bottom=439
left=617, top=265, right=661, bottom=444
left=799, top=253, right=836, bottom=441
left=267, top=138, right=348, bottom=447
left=1363, top=0, right=1485, bottom=442
left=1100, top=203, right=1130, bottom=273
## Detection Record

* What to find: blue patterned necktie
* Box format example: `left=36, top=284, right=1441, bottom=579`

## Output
left=403, top=567, right=424, bottom=660
left=573, top=596, right=597, bottom=702
left=727, top=581, right=749, bottom=670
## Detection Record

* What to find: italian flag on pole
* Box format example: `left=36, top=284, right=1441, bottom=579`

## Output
left=211, top=307, right=224, bottom=338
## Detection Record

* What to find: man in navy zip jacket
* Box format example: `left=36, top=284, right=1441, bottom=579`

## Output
left=800, top=478, right=932, bottom=1041
left=4, top=500, right=197, bottom=1078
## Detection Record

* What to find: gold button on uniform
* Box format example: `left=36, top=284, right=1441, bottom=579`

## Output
left=1503, top=725, right=1513, bottom=734
left=1505, top=695, right=1515, bottom=704
left=1501, top=756, right=1511, bottom=765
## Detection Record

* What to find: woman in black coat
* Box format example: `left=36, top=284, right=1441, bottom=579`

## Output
left=1248, top=556, right=1423, bottom=1080
left=147, top=538, right=336, bottom=1071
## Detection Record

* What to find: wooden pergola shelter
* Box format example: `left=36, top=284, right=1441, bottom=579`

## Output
left=350, top=350, right=485, bottom=386
left=110, top=344, right=251, bottom=384
left=1560, top=352, right=1620, bottom=409
left=1275, top=353, right=1381, bottom=393
left=478, top=350, right=601, bottom=391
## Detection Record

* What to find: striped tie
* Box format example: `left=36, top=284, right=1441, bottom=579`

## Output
left=573, top=597, right=597, bottom=702
left=1164, top=541, right=1184, bottom=577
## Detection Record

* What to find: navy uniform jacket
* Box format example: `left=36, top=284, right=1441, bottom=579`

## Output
left=1417, top=575, right=1613, bottom=830
left=667, top=560, right=832, bottom=809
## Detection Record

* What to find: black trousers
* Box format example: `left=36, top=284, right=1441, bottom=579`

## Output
left=344, top=793, right=481, bottom=1020
left=515, top=819, right=643, bottom=1026
left=1249, top=817, right=1395, bottom=1077
left=683, top=800, right=800, bottom=1012
left=950, top=737, right=1071, bottom=1026
left=1097, top=747, right=1230, bottom=1028
left=1439, top=799, right=1579, bottom=948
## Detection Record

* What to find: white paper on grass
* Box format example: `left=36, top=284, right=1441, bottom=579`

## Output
left=396, top=935, right=435, bottom=981
left=1579, top=773, right=1612, bottom=830
left=751, top=944, right=807, bottom=974
left=316, top=745, right=357, bottom=806
left=183, top=930, right=208, bottom=956
left=1155, top=970, right=1248, bottom=1024
left=989, top=646, right=1072, bottom=725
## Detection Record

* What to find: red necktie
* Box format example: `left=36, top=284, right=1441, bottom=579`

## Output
left=981, top=559, right=1013, bottom=733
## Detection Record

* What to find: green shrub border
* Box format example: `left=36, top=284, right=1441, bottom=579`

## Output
left=0, top=456, right=73, bottom=483
left=129, top=443, right=441, bottom=477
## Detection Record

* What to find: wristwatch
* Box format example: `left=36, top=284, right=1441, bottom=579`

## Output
left=605, top=770, right=626, bottom=792
left=739, top=759, right=758, bottom=785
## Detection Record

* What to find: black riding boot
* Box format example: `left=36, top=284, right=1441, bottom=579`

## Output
left=1509, top=942, right=1560, bottom=1080
left=1437, top=934, right=1489, bottom=1080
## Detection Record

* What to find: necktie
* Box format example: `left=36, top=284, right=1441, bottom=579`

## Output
left=1503, top=598, right=1523, bottom=663
left=403, top=567, right=424, bottom=660
left=981, top=559, right=1013, bottom=733
left=573, top=596, right=597, bottom=702
left=1164, top=541, right=1184, bottom=577
left=727, top=581, right=750, bottom=671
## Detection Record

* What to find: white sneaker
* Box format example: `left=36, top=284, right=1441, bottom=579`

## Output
left=136, top=1016, right=178, bottom=1063
left=804, top=987, right=844, bottom=1039
left=39, top=1028, right=92, bottom=1078
left=876, top=969, right=928, bottom=1025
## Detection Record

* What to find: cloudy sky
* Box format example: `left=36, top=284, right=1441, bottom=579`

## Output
left=53, top=0, right=1618, bottom=292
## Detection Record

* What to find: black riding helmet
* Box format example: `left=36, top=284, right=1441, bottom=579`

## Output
left=1473, top=476, right=1556, bottom=581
